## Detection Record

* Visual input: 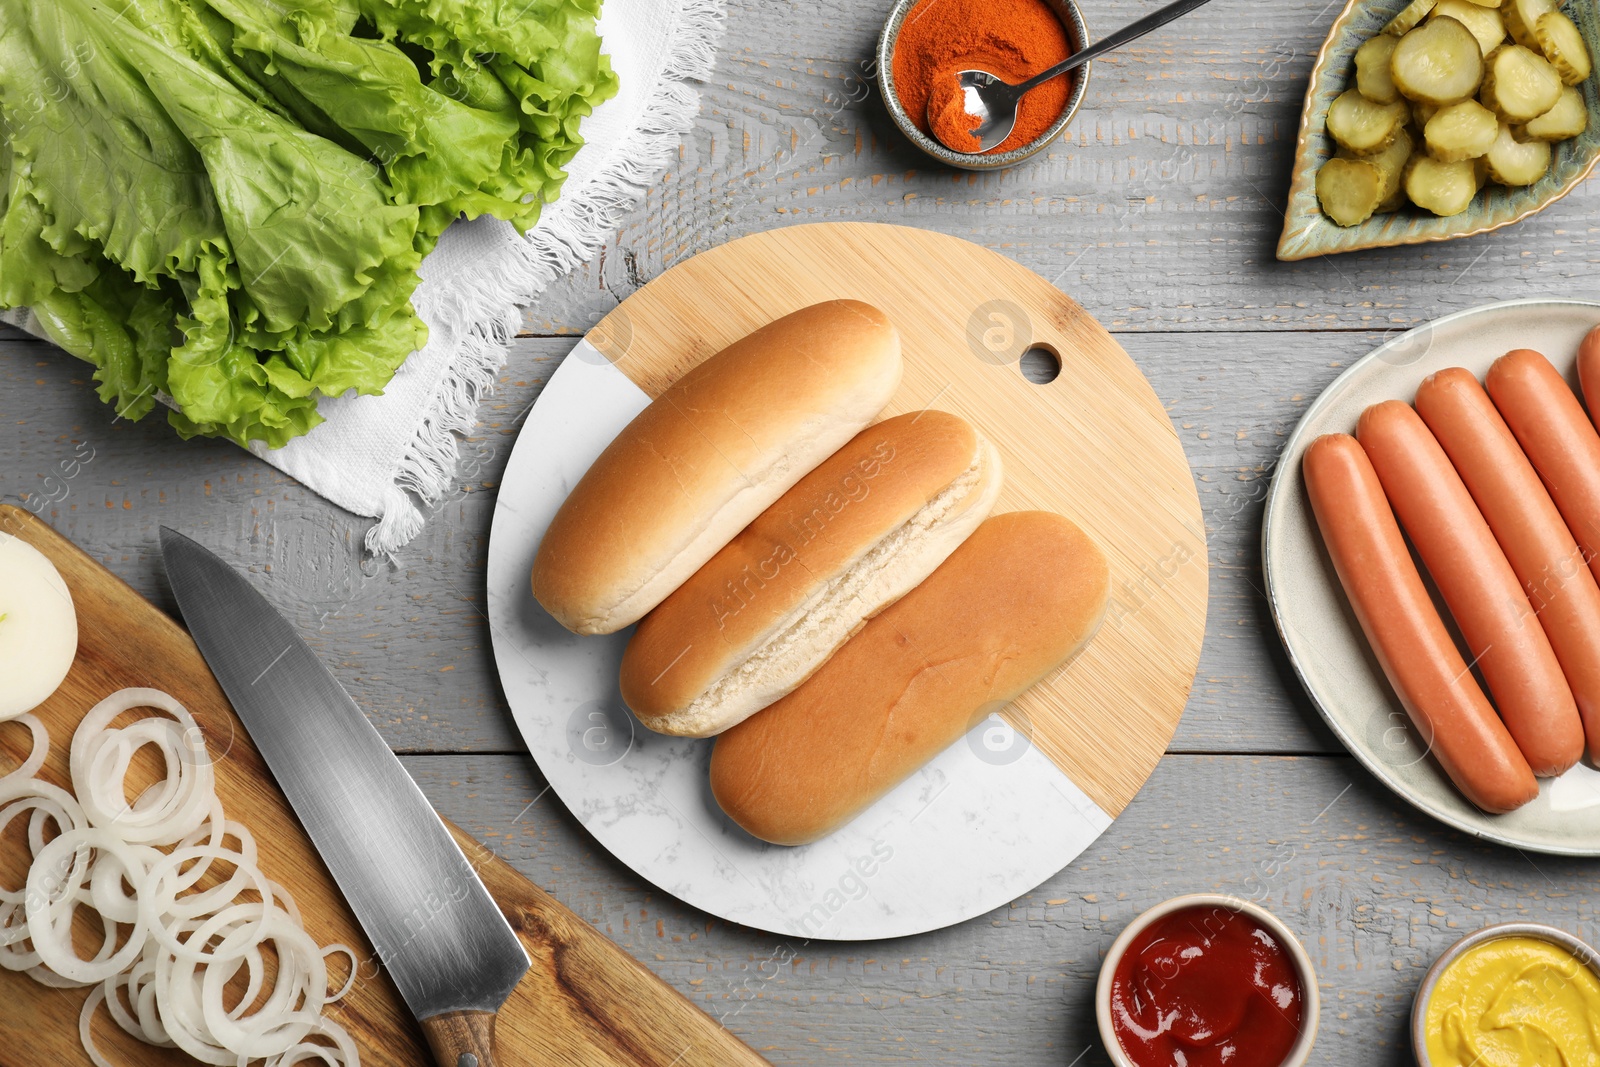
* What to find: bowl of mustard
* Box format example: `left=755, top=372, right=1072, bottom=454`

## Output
left=1413, top=922, right=1600, bottom=1067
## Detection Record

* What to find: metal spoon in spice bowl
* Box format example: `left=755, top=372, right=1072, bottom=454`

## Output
left=939, top=0, right=1218, bottom=153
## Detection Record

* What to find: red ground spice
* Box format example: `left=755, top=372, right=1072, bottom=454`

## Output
left=928, top=77, right=983, bottom=153
left=892, top=0, right=1074, bottom=155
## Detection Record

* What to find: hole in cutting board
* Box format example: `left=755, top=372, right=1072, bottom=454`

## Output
left=1020, top=346, right=1061, bottom=384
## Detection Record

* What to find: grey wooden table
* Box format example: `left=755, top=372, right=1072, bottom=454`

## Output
left=4, top=0, right=1598, bottom=1062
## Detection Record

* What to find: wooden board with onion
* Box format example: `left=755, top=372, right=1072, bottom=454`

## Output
left=0, top=503, right=768, bottom=1067
left=584, top=222, right=1208, bottom=821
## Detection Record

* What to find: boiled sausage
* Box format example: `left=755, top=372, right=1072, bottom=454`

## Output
left=1303, top=433, right=1537, bottom=813
left=1358, top=400, right=1581, bottom=775
left=1487, top=348, right=1600, bottom=587
left=1417, top=367, right=1600, bottom=763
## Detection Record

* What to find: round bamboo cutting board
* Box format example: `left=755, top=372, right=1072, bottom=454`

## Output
left=488, top=222, right=1207, bottom=939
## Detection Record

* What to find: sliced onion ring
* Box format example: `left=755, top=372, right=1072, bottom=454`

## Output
left=0, top=713, right=48, bottom=784
left=14, top=694, right=359, bottom=1065
left=71, top=689, right=214, bottom=845
left=26, top=828, right=150, bottom=983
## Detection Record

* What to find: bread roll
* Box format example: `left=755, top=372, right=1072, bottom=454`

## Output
left=710, top=511, right=1110, bottom=846
left=532, top=301, right=903, bottom=634
left=621, top=410, right=1003, bottom=737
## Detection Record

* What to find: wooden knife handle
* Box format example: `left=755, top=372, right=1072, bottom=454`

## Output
left=420, top=1010, right=501, bottom=1067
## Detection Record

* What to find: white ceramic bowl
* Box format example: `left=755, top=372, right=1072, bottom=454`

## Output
left=1412, top=922, right=1600, bottom=1066
left=1095, top=894, right=1320, bottom=1067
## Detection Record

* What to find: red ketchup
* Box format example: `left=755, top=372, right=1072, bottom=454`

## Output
left=1109, top=905, right=1305, bottom=1067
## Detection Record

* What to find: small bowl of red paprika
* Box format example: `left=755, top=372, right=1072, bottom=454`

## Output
left=1096, top=895, right=1320, bottom=1067
left=877, top=0, right=1092, bottom=170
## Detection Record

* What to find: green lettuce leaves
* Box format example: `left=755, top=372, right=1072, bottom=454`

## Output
left=0, top=0, right=615, bottom=446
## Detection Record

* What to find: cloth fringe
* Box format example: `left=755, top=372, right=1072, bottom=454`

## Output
left=365, top=0, right=726, bottom=556
left=516, top=0, right=725, bottom=293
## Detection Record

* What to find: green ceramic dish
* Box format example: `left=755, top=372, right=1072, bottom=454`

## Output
left=1277, top=0, right=1600, bottom=260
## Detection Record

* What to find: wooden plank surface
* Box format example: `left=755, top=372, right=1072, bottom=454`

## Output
left=526, top=0, right=1600, bottom=339
left=0, top=506, right=766, bottom=1067
left=5, top=0, right=1600, bottom=1060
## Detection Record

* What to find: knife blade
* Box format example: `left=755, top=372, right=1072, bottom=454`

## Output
left=159, top=528, right=529, bottom=1067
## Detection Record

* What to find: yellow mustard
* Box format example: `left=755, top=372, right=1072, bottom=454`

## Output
left=1425, top=936, right=1600, bottom=1067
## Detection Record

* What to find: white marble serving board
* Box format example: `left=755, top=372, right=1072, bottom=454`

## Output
left=486, top=342, right=1112, bottom=940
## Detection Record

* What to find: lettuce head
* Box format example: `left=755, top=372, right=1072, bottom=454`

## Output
left=0, top=0, right=616, bottom=446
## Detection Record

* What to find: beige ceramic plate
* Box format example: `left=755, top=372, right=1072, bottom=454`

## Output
left=1277, top=0, right=1600, bottom=260
left=1263, top=299, right=1600, bottom=855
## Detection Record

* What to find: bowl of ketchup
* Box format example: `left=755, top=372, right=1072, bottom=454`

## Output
left=1096, top=895, right=1320, bottom=1067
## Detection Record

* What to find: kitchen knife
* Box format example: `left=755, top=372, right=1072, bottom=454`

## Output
left=159, top=528, right=529, bottom=1067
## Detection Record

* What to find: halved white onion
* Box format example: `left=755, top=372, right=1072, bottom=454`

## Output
left=0, top=534, right=78, bottom=721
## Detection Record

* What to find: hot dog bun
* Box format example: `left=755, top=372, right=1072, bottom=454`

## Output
left=621, top=410, right=1003, bottom=737
left=710, top=511, right=1110, bottom=846
left=532, top=301, right=903, bottom=634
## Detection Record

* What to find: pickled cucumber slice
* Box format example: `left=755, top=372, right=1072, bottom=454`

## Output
left=1504, top=0, right=1554, bottom=48
left=1357, top=34, right=1403, bottom=102
left=1327, top=89, right=1410, bottom=153
left=1376, top=183, right=1410, bottom=212
left=1520, top=85, right=1588, bottom=139
left=1480, top=44, right=1563, bottom=120
left=1392, top=18, right=1486, bottom=105
left=1414, top=100, right=1442, bottom=126
left=1459, top=0, right=1503, bottom=8
left=1405, top=154, right=1481, bottom=213
left=1431, top=0, right=1507, bottom=54
left=1344, top=124, right=1418, bottom=202
left=1535, top=11, right=1592, bottom=84
left=1317, top=157, right=1385, bottom=225
left=1385, top=0, right=1439, bottom=36
left=1485, top=121, right=1552, bottom=183
left=1379, top=125, right=1418, bottom=199
left=1425, top=98, right=1501, bottom=159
